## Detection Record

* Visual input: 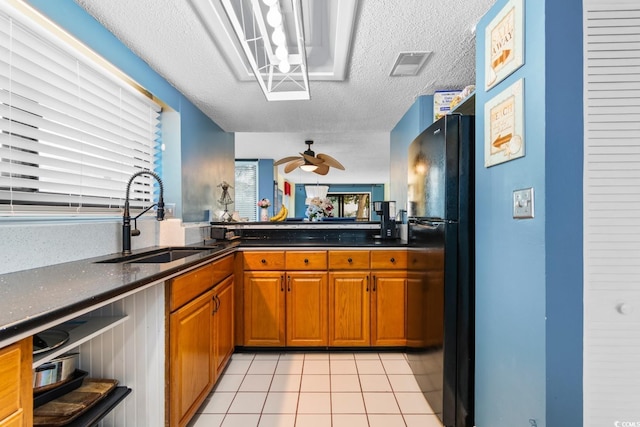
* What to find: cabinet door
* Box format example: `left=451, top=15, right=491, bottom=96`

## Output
left=0, top=411, right=23, bottom=427
left=371, top=272, right=407, bottom=346
left=329, top=271, right=370, bottom=346
left=244, top=272, right=286, bottom=346
left=170, top=290, right=215, bottom=427
left=213, top=276, right=234, bottom=378
left=0, top=339, right=32, bottom=427
left=406, top=271, right=428, bottom=348
left=286, top=272, right=327, bottom=346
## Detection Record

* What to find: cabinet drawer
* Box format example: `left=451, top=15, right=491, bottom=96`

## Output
left=407, top=248, right=444, bottom=271
left=211, top=254, right=234, bottom=285
left=328, top=250, right=370, bottom=270
left=285, top=251, right=327, bottom=270
left=370, top=250, right=408, bottom=269
left=168, top=263, right=214, bottom=311
left=243, top=251, right=285, bottom=270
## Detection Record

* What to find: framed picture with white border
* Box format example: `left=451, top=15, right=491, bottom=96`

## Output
left=484, top=78, right=525, bottom=167
left=485, top=0, right=525, bottom=91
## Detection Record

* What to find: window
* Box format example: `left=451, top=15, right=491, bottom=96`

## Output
left=0, top=3, right=162, bottom=216
left=327, top=193, right=370, bottom=220
left=235, top=160, right=258, bottom=221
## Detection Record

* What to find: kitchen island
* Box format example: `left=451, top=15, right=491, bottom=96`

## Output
left=0, top=221, right=439, bottom=426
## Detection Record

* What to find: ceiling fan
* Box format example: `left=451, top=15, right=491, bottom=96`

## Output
left=274, top=140, right=345, bottom=175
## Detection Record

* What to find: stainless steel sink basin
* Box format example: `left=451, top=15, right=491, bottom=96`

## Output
left=96, top=246, right=222, bottom=264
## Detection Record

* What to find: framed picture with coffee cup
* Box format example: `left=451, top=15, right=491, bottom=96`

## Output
left=484, top=78, right=524, bottom=167
left=485, top=0, right=524, bottom=91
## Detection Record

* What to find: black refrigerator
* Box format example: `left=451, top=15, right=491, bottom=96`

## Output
left=406, top=114, right=474, bottom=427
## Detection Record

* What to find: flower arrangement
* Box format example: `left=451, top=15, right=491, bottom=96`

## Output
left=257, top=198, right=271, bottom=208
left=305, top=197, right=334, bottom=221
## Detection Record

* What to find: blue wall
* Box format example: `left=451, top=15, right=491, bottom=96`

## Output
left=544, top=0, right=583, bottom=425
left=389, top=96, right=434, bottom=210
left=27, top=0, right=234, bottom=223
left=474, top=1, right=583, bottom=426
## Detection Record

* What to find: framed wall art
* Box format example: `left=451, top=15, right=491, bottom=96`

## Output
left=484, top=78, right=524, bottom=167
left=485, top=0, right=524, bottom=91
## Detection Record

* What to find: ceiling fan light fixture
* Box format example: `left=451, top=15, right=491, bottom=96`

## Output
left=275, top=140, right=344, bottom=175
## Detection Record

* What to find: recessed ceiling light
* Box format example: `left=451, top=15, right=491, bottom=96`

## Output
left=390, top=51, right=432, bottom=77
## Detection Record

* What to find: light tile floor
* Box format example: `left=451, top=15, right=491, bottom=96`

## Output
left=188, top=352, right=443, bottom=427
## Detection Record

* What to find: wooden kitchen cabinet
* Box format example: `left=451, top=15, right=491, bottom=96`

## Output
left=286, top=272, right=328, bottom=346
left=371, top=271, right=407, bottom=346
left=243, top=271, right=286, bottom=346
left=328, top=250, right=371, bottom=346
left=243, top=251, right=328, bottom=347
left=213, top=276, right=234, bottom=377
left=329, top=250, right=407, bottom=347
left=169, top=289, right=215, bottom=427
left=167, top=254, right=234, bottom=427
left=328, top=271, right=371, bottom=346
left=406, top=248, right=445, bottom=348
left=241, top=251, right=286, bottom=346
left=370, top=250, right=408, bottom=346
left=0, top=338, right=32, bottom=427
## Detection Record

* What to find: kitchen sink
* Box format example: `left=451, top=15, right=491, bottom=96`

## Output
left=96, top=246, right=222, bottom=264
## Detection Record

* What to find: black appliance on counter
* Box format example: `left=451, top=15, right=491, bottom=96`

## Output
left=373, top=200, right=398, bottom=239
left=407, top=114, right=474, bottom=427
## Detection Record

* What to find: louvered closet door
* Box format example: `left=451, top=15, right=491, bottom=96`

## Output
left=584, top=1, right=640, bottom=425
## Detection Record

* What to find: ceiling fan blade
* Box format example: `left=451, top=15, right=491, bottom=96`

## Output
left=284, top=158, right=305, bottom=173
left=313, top=164, right=330, bottom=175
left=317, top=153, right=345, bottom=170
left=274, top=155, right=302, bottom=166
left=300, top=153, right=323, bottom=165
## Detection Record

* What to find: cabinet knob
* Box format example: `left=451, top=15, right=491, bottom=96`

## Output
left=304, top=258, right=309, bottom=264
left=261, top=259, right=266, bottom=264
left=348, top=258, right=353, bottom=263
left=390, top=257, right=395, bottom=263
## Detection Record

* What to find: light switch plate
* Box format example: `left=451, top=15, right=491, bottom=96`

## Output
left=513, top=187, right=534, bottom=219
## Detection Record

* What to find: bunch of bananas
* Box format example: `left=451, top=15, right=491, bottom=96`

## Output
left=269, top=205, right=288, bottom=222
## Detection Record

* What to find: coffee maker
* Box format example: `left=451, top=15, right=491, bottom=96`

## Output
left=373, top=201, right=398, bottom=239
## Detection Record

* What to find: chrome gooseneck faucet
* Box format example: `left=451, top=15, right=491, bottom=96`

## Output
left=122, top=170, right=165, bottom=254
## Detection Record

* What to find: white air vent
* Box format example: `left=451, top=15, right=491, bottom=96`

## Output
left=390, top=51, right=432, bottom=76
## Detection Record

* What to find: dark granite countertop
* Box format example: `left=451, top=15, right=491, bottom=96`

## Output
left=0, top=237, right=411, bottom=348
left=237, top=237, right=409, bottom=248
left=0, top=242, right=239, bottom=347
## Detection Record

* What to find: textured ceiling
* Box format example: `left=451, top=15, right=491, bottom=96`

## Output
left=73, top=0, right=495, bottom=184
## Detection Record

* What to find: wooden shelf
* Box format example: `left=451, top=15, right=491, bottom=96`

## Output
left=33, top=316, right=129, bottom=368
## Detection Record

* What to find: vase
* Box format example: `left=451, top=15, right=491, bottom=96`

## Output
left=260, top=207, right=269, bottom=221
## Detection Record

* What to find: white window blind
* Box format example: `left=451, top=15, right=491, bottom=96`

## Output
left=0, top=3, right=162, bottom=215
left=235, top=160, right=257, bottom=221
